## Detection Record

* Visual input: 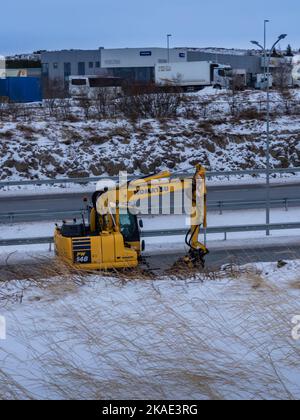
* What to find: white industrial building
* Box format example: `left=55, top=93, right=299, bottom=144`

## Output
left=41, top=46, right=269, bottom=91
left=41, top=47, right=188, bottom=85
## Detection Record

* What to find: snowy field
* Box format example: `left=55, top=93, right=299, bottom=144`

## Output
left=0, top=205, right=299, bottom=399
left=0, top=259, right=300, bottom=400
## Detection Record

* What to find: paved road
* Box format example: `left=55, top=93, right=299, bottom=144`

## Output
left=0, top=182, right=300, bottom=222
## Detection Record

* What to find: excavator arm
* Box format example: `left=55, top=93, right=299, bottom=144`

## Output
left=95, top=164, right=209, bottom=266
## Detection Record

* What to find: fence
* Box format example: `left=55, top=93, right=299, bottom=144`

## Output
left=1, top=167, right=300, bottom=188
left=0, top=196, right=300, bottom=224
left=1, top=222, right=300, bottom=248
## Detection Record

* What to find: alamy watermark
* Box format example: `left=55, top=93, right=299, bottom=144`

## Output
left=0, top=316, right=6, bottom=340
left=292, top=316, right=300, bottom=341
left=95, top=172, right=206, bottom=225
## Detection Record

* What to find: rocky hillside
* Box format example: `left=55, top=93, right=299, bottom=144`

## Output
left=0, top=88, right=299, bottom=181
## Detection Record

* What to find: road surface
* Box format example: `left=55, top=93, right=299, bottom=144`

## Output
left=146, top=241, right=300, bottom=273
left=1, top=182, right=300, bottom=222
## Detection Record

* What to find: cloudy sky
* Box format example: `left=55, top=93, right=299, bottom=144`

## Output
left=0, top=0, right=298, bottom=54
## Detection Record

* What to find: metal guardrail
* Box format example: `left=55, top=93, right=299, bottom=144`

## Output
left=1, top=222, right=300, bottom=247
left=142, top=222, right=300, bottom=241
left=1, top=197, right=299, bottom=223
left=0, top=168, right=300, bottom=188
left=0, top=210, right=84, bottom=223
left=0, top=237, right=54, bottom=247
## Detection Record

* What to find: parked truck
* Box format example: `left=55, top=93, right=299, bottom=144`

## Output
left=292, top=55, right=300, bottom=87
left=155, top=61, right=236, bottom=91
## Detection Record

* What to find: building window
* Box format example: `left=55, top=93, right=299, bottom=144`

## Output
left=111, top=67, right=154, bottom=83
left=71, top=79, right=87, bottom=86
left=78, top=62, right=85, bottom=76
left=95, top=61, right=100, bottom=68
left=42, top=63, right=49, bottom=76
left=64, top=63, right=71, bottom=79
left=89, top=62, right=94, bottom=69
left=53, top=62, right=58, bottom=69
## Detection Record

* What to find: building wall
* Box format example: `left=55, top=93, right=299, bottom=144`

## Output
left=41, top=50, right=103, bottom=83
left=41, top=48, right=264, bottom=89
left=101, top=48, right=187, bottom=68
left=187, top=51, right=262, bottom=75
left=41, top=48, right=188, bottom=84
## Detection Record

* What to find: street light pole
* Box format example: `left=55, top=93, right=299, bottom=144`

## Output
left=167, top=34, right=172, bottom=63
left=250, top=33, right=287, bottom=236
left=264, top=20, right=269, bottom=82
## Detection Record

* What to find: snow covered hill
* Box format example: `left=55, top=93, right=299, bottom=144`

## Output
left=0, top=88, right=299, bottom=181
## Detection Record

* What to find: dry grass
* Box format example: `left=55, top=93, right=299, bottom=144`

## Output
left=0, top=260, right=300, bottom=400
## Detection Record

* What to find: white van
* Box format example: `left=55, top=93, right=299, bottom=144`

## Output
left=69, top=76, right=123, bottom=98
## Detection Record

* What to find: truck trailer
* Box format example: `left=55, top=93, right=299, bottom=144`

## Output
left=155, top=61, right=234, bottom=91
left=292, top=55, right=300, bottom=87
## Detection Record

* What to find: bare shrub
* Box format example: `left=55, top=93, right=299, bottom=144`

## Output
left=225, top=86, right=240, bottom=117
left=58, top=98, right=77, bottom=122
left=93, top=87, right=118, bottom=119
left=279, top=89, right=295, bottom=115
left=273, top=61, right=293, bottom=91
left=6, top=101, right=22, bottom=121
left=77, top=94, right=93, bottom=120
left=238, top=107, right=263, bottom=121
left=0, top=96, right=9, bottom=121
left=43, top=78, right=67, bottom=118
left=118, top=83, right=183, bottom=121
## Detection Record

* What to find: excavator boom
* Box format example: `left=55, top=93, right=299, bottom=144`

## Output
left=54, top=164, right=209, bottom=270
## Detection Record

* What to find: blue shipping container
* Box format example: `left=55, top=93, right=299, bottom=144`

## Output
left=0, top=77, right=42, bottom=103
left=0, top=78, right=7, bottom=97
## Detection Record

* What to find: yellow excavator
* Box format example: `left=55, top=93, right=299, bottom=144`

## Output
left=54, top=164, right=209, bottom=270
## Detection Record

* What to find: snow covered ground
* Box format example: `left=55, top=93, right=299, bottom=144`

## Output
left=0, top=259, right=300, bottom=400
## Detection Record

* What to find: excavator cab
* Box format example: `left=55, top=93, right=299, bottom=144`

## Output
left=54, top=197, right=142, bottom=270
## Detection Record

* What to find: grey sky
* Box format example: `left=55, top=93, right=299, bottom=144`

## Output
left=0, top=0, right=298, bottom=55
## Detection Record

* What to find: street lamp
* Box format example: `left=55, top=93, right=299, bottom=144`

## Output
left=250, top=32, right=287, bottom=236
left=264, top=20, right=270, bottom=79
left=167, top=34, right=172, bottom=63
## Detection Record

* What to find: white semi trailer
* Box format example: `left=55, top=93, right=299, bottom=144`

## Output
left=292, top=55, right=300, bottom=87
left=155, top=61, right=234, bottom=90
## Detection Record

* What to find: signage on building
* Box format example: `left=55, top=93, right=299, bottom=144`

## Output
left=140, top=51, right=152, bottom=57
left=179, top=53, right=186, bottom=58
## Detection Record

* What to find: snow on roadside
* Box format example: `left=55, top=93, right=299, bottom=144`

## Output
left=0, top=207, right=299, bottom=264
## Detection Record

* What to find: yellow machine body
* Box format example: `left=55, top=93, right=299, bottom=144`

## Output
left=54, top=229, right=138, bottom=270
